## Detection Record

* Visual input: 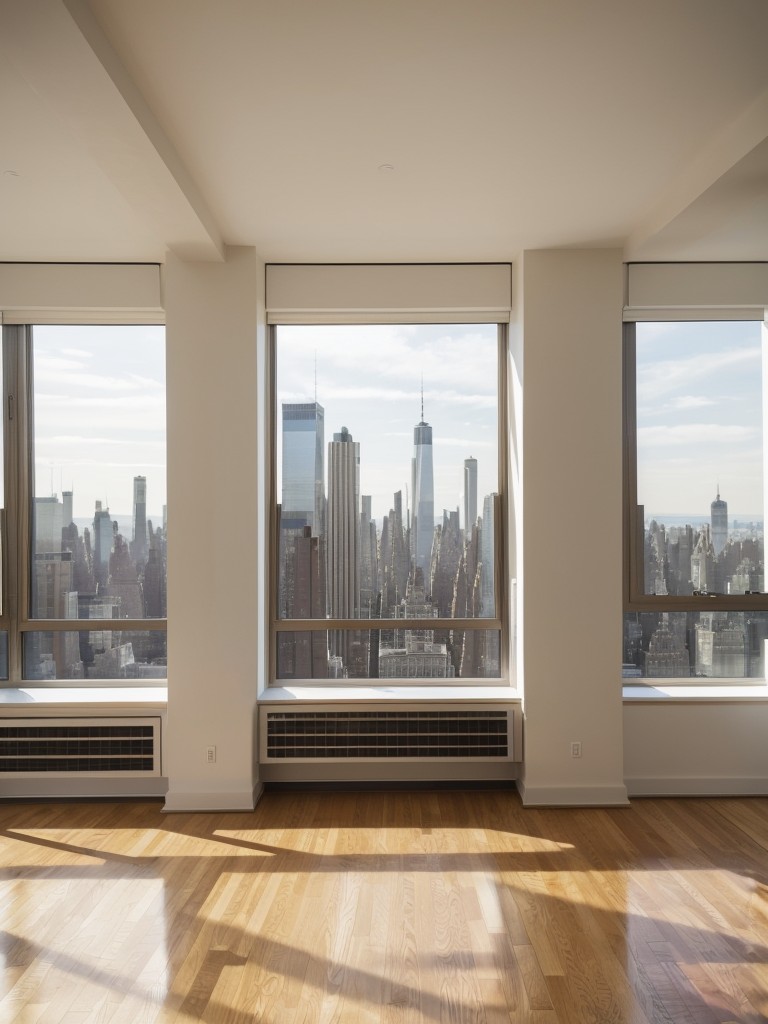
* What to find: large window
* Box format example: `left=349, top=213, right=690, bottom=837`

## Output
left=624, top=319, right=766, bottom=680
left=1, top=324, right=166, bottom=684
left=271, top=323, right=506, bottom=683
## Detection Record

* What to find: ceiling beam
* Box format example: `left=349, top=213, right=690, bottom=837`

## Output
left=1, top=0, right=224, bottom=261
left=626, top=85, right=768, bottom=259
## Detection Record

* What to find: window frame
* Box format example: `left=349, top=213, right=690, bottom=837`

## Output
left=1, top=322, right=167, bottom=687
left=623, top=315, right=768, bottom=685
left=267, top=320, right=510, bottom=686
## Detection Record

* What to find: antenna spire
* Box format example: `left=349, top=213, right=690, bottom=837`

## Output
left=314, top=350, right=317, bottom=403
left=420, top=375, right=424, bottom=422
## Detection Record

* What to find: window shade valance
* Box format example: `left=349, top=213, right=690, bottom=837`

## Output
left=0, top=263, right=163, bottom=324
left=624, top=262, right=768, bottom=321
left=266, top=263, right=512, bottom=324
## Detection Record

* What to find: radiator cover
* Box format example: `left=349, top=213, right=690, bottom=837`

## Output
left=260, top=703, right=519, bottom=763
left=0, top=716, right=162, bottom=777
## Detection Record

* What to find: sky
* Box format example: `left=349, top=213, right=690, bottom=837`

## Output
left=20, top=319, right=764, bottom=531
left=635, top=320, right=764, bottom=519
left=31, top=324, right=166, bottom=522
left=275, top=323, right=499, bottom=526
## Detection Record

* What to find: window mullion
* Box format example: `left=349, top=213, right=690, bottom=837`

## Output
left=3, top=325, right=32, bottom=682
left=623, top=322, right=641, bottom=604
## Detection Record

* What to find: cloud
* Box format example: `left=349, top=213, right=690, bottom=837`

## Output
left=61, top=348, right=94, bottom=360
left=434, top=437, right=495, bottom=449
left=36, top=435, right=165, bottom=448
left=279, top=384, right=495, bottom=409
left=276, top=324, right=499, bottom=400
left=636, top=345, right=760, bottom=402
left=667, top=395, right=717, bottom=410
left=637, top=423, right=759, bottom=446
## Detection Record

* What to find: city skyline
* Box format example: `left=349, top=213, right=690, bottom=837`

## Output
left=275, top=323, right=498, bottom=525
left=277, top=334, right=501, bottom=680
left=636, top=320, right=764, bottom=517
left=31, top=324, right=167, bottom=520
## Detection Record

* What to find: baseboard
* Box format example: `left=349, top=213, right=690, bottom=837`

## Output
left=517, top=782, right=630, bottom=807
left=258, top=762, right=520, bottom=784
left=0, top=777, right=168, bottom=800
left=625, top=777, right=768, bottom=797
left=163, top=782, right=263, bottom=812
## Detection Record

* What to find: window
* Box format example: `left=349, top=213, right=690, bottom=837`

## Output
left=271, top=323, right=506, bottom=683
left=623, top=319, right=766, bottom=680
left=1, top=324, right=166, bottom=684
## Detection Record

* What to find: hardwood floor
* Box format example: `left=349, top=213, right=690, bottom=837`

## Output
left=1, top=790, right=767, bottom=1023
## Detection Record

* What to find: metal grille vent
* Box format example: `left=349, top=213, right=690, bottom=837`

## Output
left=0, top=717, right=161, bottom=776
left=265, top=709, right=510, bottom=761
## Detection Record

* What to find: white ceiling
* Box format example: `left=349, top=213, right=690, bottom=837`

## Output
left=1, top=0, right=767, bottom=265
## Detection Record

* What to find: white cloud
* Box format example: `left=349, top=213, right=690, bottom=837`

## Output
left=61, top=348, right=94, bottom=360
left=434, top=437, right=495, bottom=449
left=667, top=395, right=717, bottom=410
left=636, top=345, right=760, bottom=402
left=637, top=423, right=759, bottom=446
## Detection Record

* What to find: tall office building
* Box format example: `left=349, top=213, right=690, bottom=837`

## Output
left=379, top=570, right=454, bottom=679
left=327, top=427, right=360, bottom=663
left=132, top=476, right=148, bottom=565
left=62, top=490, right=74, bottom=528
left=33, top=495, right=64, bottom=555
left=463, top=457, right=478, bottom=538
left=93, top=501, right=114, bottom=589
left=277, top=526, right=328, bottom=679
left=711, top=488, right=728, bottom=556
left=281, top=402, right=325, bottom=535
left=411, top=402, right=434, bottom=578
left=359, top=494, right=379, bottom=618
left=480, top=492, right=497, bottom=617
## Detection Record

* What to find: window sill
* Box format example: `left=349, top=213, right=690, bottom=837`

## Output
left=0, top=686, right=168, bottom=710
left=623, top=683, right=768, bottom=703
left=260, top=684, right=520, bottom=704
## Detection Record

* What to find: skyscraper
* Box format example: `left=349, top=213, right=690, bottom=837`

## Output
left=33, top=495, right=64, bottom=554
left=411, top=399, right=434, bottom=578
left=62, top=490, right=73, bottom=528
left=480, top=492, right=497, bottom=618
left=93, top=500, right=114, bottom=588
left=711, top=487, right=728, bottom=556
left=281, top=402, right=325, bottom=536
left=327, top=426, right=360, bottom=664
left=277, top=526, right=328, bottom=679
left=132, top=475, right=148, bottom=565
left=463, top=457, right=477, bottom=538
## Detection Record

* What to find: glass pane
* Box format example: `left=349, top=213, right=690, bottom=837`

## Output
left=30, top=326, right=167, bottom=621
left=275, top=324, right=499, bottom=678
left=635, top=322, right=763, bottom=596
left=23, top=630, right=166, bottom=681
left=277, top=629, right=501, bottom=680
left=623, top=611, right=768, bottom=680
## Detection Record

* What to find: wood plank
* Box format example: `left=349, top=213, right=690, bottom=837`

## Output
left=2, top=793, right=768, bottom=1022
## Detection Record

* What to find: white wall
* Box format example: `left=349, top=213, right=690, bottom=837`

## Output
left=163, top=247, right=264, bottom=811
left=4, top=255, right=765, bottom=806
left=515, top=249, right=628, bottom=805
left=624, top=700, right=768, bottom=795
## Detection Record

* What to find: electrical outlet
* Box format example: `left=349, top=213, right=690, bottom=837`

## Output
left=206, top=745, right=216, bottom=764
left=571, top=741, right=582, bottom=758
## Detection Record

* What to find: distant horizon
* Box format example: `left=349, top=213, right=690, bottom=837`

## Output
left=644, top=512, right=763, bottom=525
